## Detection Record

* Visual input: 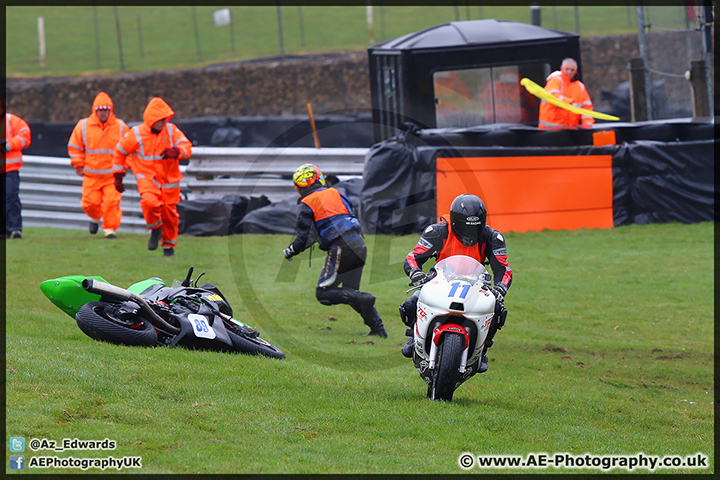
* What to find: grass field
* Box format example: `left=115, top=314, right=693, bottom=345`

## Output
left=6, top=5, right=692, bottom=77
left=4, top=222, right=714, bottom=474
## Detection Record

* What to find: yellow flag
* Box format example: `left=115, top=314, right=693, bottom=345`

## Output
left=521, top=77, right=620, bottom=121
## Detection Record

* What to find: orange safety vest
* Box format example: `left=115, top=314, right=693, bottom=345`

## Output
left=538, top=71, right=595, bottom=129
left=436, top=215, right=485, bottom=264
left=301, top=187, right=360, bottom=249
left=301, top=187, right=351, bottom=221
left=4, top=113, right=31, bottom=173
left=68, top=92, right=129, bottom=178
left=113, top=97, right=191, bottom=192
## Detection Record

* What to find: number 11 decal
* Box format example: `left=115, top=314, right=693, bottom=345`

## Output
left=448, top=282, right=471, bottom=299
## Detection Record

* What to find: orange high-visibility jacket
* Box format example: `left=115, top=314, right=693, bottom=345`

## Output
left=538, top=70, right=595, bottom=129
left=68, top=92, right=129, bottom=178
left=112, top=97, right=191, bottom=190
left=4, top=113, right=32, bottom=173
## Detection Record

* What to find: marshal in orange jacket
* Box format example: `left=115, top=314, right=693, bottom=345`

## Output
left=112, top=97, right=191, bottom=250
left=4, top=113, right=32, bottom=173
left=68, top=92, right=129, bottom=234
left=538, top=70, right=595, bottom=129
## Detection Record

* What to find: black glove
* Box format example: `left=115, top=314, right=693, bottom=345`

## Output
left=491, top=284, right=507, bottom=303
left=0, top=141, right=7, bottom=154
left=408, top=268, right=428, bottom=287
left=283, top=245, right=295, bottom=260
left=113, top=172, right=125, bottom=193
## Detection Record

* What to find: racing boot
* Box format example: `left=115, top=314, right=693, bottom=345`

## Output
left=478, top=339, right=493, bottom=373
left=401, top=328, right=414, bottom=358
left=148, top=227, right=162, bottom=250
left=358, top=292, right=387, bottom=338
left=364, top=317, right=387, bottom=338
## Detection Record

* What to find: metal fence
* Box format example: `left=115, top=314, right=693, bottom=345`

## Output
left=18, top=147, right=367, bottom=232
left=9, top=5, right=703, bottom=76
left=640, top=4, right=714, bottom=119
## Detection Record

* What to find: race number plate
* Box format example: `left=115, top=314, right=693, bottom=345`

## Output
left=188, top=314, right=216, bottom=340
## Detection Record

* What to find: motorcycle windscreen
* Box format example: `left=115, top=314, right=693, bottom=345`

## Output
left=436, top=155, right=614, bottom=233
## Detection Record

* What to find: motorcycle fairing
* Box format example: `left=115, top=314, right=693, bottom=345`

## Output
left=40, top=275, right=107, bottom=318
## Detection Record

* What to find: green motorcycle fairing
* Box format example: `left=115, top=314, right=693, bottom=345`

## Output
left=40, top=275, right=107, bottom=319
left=41, top=276, right=166, bottom=319
left=127, top=277, right=166, bottom=295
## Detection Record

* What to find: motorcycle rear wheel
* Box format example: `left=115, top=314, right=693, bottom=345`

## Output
left=226, top=330, right=285, bottom=359
left=428, top=332, right=464, bottom=401
left=76, top=301, right=157, bottom=346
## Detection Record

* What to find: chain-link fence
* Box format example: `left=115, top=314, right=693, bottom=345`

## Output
left=641, top=4, right=714, bottom=119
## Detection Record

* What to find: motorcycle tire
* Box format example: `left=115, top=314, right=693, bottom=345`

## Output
left=75, top=301, right=157, bottom=347
left=226, top=330, right=285, bottom=359
left=428, top=332, right=464, bottom=401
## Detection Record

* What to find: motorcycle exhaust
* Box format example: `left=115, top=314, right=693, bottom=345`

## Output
left=82, top=279, right=180, bottom=334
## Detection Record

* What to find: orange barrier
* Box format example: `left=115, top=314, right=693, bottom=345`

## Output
left=436, top=155, right=614, bottom=233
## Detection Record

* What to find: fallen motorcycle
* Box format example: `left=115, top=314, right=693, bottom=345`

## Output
left=406, top=255, right=496, bottom=401
left=40, top=267, right=285, bottom=359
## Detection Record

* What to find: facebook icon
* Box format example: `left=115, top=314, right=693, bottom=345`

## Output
left=10, top=455, right=25, bottom=470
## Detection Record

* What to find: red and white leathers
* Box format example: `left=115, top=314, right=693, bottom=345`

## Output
left=112, top=97, right=191, bottom=249
left=68, top=92, right=129, bottom=233
left=4, top=113, right=32, bottom=173
left=404, top=215, right=512, bottom=295
left=538, top=70, right=595, bottom=129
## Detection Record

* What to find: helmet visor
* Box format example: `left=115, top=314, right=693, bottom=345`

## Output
left=452, top=215, right=483, bottom=246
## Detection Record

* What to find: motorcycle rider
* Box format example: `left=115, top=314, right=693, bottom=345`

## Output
left=283, top=163, right=387, bottom=338
left=399, top=193, right=512, bottom=372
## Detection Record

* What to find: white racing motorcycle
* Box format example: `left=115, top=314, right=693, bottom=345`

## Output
left=407, top=255, right=497, bottom=401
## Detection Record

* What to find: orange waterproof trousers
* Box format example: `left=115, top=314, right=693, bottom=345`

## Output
left=81, top=176, right=122, bottom=230
left=138, top=178, right=180, bottom=249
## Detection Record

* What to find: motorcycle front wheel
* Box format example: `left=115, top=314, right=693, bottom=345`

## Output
left=226, top=330, right=285, bottom=359
left=428, top=332, right=464, bottom=401
left=76, top=301, right=158, bottom=346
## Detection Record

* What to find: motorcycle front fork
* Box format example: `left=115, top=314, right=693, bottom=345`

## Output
left=428, top=334, right=470, bottom=373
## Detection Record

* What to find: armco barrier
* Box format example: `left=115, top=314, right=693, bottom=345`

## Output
left=18, top=147, right=366, bottom=232
left=185, top=146, right=367, bottom=203
left=18, top=155, right=176, bottom=234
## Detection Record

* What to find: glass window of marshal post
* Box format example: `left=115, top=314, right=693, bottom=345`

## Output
left=433, top=63, right=551, bottom=128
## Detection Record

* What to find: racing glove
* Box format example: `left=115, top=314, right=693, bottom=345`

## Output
left=408, top=268, right=428, bottom=287
left=75, top=167, right=84, bottom=176
left=113, top=172, right=125, bottom=193
left=283, top=245, right=295, bottom=260
left=161, top=147, right=181, bottom=159
left=491, top=284, right=507, bottom=303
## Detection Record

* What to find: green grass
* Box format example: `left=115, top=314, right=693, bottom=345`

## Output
left=5, top=222, right=714, bottom=474
left=6, top=5, right=692, bottom=77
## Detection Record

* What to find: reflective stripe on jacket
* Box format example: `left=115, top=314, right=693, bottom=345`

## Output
left=300, top=187, right=361, bottom=250
left=538, top=71, right=595, bottom=129
left=68, top=92, right=129, bottom=178
left=4, top=113, right=31, bottom=173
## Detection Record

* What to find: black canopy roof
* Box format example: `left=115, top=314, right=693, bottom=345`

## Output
left=370, top=19, right=578, bottom=52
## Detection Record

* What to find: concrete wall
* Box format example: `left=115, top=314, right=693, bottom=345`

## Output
left=6, top=31, right=709, bottom=124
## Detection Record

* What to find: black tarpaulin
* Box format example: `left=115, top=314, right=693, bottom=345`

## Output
left=178, top=195, right=270, bottom=236
left=360, top=126, right=436, bottom=235
left=612, top=139, right=714, bottom=226
left=238, top=178, right=364, bottom=235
